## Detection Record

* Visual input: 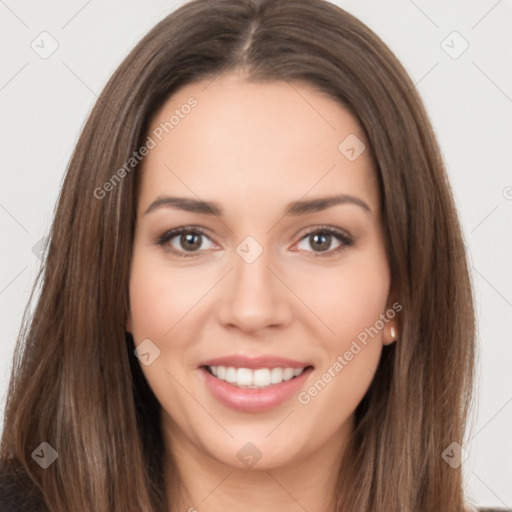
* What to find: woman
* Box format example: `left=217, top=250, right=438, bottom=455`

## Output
left=0, top=0, right=505, bottom=511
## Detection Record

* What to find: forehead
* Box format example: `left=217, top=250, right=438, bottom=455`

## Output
left=138, top=73, right=379, bottom=218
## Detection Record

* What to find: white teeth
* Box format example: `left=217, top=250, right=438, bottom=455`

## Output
left=237, top=368, right=253, bottom=386
left=207, top=365, right=306, bottom=388
left=225, top=367, right=237, bottom=383
left=282, top=368, right=295, bottom=381
left=253, top=368, right=270, bottom=387
left=270, top=368, right=283, bottom=384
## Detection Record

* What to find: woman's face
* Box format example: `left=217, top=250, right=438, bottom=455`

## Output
left=127, top=72, right=397, bottom=470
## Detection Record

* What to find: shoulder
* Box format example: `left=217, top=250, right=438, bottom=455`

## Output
left=477, top=509, right=512, bottom=512
left=0, top=459, right=48, bottom=512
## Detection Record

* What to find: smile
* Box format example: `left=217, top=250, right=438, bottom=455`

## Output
left=198, top=356, right=314, bottom=412
left=205, top=365, right=307, bottom=388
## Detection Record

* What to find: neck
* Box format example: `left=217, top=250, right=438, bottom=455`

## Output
left=162, top=413, right=354, bottom=512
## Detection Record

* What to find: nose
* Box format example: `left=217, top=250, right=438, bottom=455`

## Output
left=216, top=243, right=293, bottom=334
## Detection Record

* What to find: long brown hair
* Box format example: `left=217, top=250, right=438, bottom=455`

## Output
left=1, top=1, right=475, bottom=510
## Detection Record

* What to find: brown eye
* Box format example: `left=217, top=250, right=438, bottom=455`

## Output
left=295, top=227, right=353, bottom=256
left=178, top=232, right=203, bottom=251
left=157, top=227, right=217, bottom=257
left=308, top=232, right=333, bottom=252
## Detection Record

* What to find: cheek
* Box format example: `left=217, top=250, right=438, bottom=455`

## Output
left=127, top=250, right=217, bottom=401
left=297, top=251, right=389, bottom=401
left=296, top=253, right=390, bottom=415
left=128, top=255, right=203, bottom=341
left=127, top=256, right=197, bottom=414
left=297, top=269, right=388, bottom=422
left=302, top=255, right=390, bottom=342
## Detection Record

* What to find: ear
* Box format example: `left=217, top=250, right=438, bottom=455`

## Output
left=382, top=290, right=401, bottom=346
left=126, top=314, right=133, bottom=334
left=382, top=320, right=399, bottom=346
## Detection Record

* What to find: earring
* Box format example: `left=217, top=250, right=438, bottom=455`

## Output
left=390, top=326, right=397, bottom=341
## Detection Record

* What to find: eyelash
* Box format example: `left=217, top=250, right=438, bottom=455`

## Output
left=156, top=225, right=353, bottom=258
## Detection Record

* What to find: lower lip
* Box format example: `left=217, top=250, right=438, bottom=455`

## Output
left=200, top=366, right=313, bottom=413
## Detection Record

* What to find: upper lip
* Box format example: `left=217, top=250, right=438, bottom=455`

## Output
left=199, top=355, right=313, bottom=370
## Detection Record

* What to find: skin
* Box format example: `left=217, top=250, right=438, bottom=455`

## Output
left=126, top=71, right=398, bottom=512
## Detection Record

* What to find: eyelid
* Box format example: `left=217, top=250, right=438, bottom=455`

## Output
left=156, top=225, right=212, bottom=245
left=156, top=225, right=217, bottom=258
left=156, top=224, right=353, bottom=258
left=292, top=225, right=353, bottom=256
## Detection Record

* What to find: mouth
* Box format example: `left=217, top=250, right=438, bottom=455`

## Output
left=202, top=364, right=313, bottom=389
left=198, top=358, right=314, bottom=412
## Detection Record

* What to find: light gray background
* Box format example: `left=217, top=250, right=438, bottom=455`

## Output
left=1, top=0, right=511, bottom=507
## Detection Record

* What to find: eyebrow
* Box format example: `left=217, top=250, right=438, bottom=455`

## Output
left=144, top=194, right=372, bottom=217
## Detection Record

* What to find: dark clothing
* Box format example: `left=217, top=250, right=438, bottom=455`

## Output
left=0, top=462, right=47, bottom=512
